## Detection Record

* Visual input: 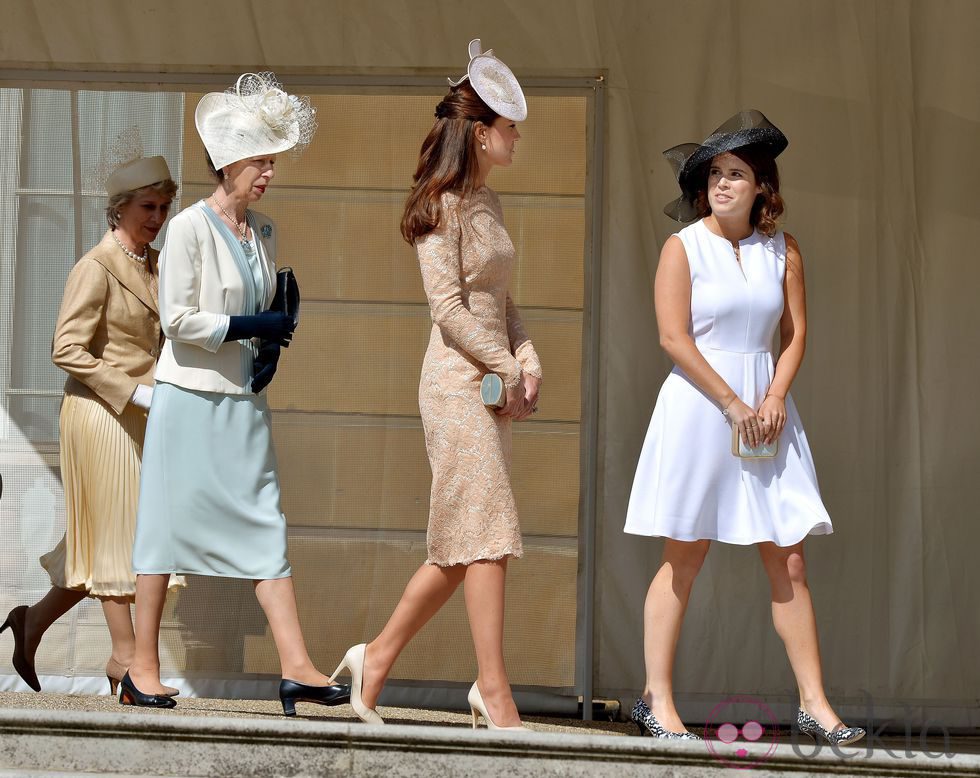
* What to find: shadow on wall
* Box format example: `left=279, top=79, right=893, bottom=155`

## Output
left=169, top=576, right=269, bottom=679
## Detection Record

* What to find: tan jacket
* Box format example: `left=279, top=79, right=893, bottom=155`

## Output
left=51, top=231, right=163, bottom=415
left=153, top=201, right=276, bottom=394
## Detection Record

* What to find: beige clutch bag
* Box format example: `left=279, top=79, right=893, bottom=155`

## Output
left=731, top=425, right=778, bottom=458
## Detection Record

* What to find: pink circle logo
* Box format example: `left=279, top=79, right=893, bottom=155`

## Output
left=704, top=695, right=779, bottom=768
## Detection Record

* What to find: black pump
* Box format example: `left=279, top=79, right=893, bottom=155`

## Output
left=279, top=678, right=351, bottom=717
left=118, top=672, right=178, bottom=709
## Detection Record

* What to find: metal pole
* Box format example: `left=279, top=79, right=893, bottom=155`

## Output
left=68, top=90, right=84, bottom=262
left=575, top=75, right=606, bottom=720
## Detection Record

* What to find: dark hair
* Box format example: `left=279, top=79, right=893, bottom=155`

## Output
left=694, top=144, right=785, bottom=236
left=400, top=81, right=498, bottom=244
left=105, top=179, right=178, bottom=228
left=205, top=150, right=225, bottom=182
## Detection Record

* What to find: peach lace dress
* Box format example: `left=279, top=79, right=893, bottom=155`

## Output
left=416, top=189, right=543, bottom=566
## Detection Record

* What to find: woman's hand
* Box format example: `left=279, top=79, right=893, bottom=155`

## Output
left=497, top=376, right=528, bottom=419
left=251, top=342, right=282, bottom=394
left=520, top=374, right=542, bottom=420
left=130, top=384, right=154, bottom=410
left=225, top=311, right=296, bottom=346
left=509, top=377, right=538, bottom=422
left=726, top=397, right=763, bottom=449
left=757, top=393, right=787, bottom=445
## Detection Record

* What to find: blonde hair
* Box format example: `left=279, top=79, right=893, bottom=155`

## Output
left=106, top=179, right=178, bottom=228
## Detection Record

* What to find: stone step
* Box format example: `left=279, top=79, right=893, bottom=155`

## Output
left=2, top=708, right=979, bottom=778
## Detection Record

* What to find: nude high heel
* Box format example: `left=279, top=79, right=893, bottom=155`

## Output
left=467, top=682, right=525, bottom=731
left=330, top=644, right=384, bottom=725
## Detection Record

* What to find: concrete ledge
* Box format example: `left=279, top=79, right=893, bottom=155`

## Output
left=1, top=708, right=979, bottom=777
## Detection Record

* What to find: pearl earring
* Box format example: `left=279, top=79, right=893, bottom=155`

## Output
left=481, top=143, right=487, bottom=150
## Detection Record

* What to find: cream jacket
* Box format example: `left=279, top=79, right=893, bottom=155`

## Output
left=153, top=201, right=276, bottom=394
left=51, top=231, right=163, bottom=415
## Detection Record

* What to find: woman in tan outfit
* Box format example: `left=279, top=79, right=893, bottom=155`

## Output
left=0, top=156, right=180, bottom=696
left=331, top=40, right=541, bottom=730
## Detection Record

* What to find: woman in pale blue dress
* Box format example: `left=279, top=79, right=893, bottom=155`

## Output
left=125, top=73, right=349, bottom=716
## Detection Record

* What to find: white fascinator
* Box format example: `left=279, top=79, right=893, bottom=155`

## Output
left=195, top=72, right=317, bottom=171
left=448, top=39, right=527, bottom=122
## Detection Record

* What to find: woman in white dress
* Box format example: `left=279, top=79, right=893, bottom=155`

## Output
left=624, top=111, right=864, bottom=745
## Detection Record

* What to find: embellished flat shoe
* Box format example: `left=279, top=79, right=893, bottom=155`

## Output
left=279, top=678, right=351, bottom=717
left=630, top=698, right=702, bottom=740
left=1, top=605, right=41, bottom=692
left=797, top=708, right=865, bottom=746
left=118, top=672, right=177, bottom=708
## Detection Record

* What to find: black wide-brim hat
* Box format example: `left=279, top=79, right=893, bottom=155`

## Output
left=663, top=109, right=788, bottom=222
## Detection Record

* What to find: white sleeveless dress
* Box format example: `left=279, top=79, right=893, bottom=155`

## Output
left=624, top=219, right=833, bottom=546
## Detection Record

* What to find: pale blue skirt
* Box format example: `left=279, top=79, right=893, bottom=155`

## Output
left=132, top=382, right=291, bottom=579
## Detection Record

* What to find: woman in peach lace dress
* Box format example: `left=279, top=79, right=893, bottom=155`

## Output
left=331, top=40, right=541, bottom=729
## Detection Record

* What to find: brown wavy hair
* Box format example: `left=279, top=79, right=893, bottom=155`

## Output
left=400, top=82, right=498, bottom=244
left=694, top=144, right=785, bottom=236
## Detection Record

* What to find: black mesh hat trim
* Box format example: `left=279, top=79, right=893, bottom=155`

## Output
left=662, top=110, right=788, bottom=222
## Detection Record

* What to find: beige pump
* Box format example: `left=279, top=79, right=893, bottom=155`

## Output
left=467, top=682, right=525, bottom=731
left=331, top=643, right=384, bottom=725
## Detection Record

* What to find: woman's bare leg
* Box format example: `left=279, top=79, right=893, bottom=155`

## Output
left=359, top=563, right=467, bottom=709
left=127, top=574, right=171, bottom=695
left=21, top=587, right=86, bottom=664
left=254, top=576, right=332, bottom=685
left=641, top=539, right=710, bottom=733
left=757, top=541, right=849, bottom=731
left=100, top=598, right=135, bottom=673
left=463, top=558, right=520, bottom=727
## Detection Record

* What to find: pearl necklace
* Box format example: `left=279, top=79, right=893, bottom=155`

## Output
left=111, top=231, right=148, bottom=264
left=211, top=196, right=253, bottom=252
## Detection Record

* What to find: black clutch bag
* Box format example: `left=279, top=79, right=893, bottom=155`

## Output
left=271, top=266, right=300, bottom=324
left=252, top=267, right=300, bottom=393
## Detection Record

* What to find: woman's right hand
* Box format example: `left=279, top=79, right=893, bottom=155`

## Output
left=497, top=376, right=528, bottom=419
left=225, top=311, right=296, bottom=346
left=725, top=397, right=764, bottom=449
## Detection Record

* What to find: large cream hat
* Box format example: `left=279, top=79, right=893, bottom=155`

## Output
left=195, top=72, right=317, bottom=171
left=105, top=155, right=172, bottom=196
left=448, top=39, right=527, bottom=122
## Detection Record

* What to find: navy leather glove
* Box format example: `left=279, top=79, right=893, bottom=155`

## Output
left=251, top=342, right=282, bottom=394
left=225, top=311, right=295, bottom=347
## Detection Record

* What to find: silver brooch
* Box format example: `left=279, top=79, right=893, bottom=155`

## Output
left=261, top=224, right=273, bottom=238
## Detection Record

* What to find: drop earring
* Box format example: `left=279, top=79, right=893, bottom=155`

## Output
left=481, top=143, right=487, bottom=150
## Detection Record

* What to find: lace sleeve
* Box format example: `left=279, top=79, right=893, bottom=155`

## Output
left=417, top=196, right=523, bottom=387
left=505, top=293, right=542, bottom=379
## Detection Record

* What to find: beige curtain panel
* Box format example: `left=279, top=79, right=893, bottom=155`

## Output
left=1, top=0, right=977, bottom=728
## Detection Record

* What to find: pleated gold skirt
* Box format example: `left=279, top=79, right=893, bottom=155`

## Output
left=40, top=390, right=183, bottom=599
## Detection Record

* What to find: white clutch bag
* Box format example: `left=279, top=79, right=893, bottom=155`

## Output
left=731, top=425, right=778, bottom=458
left=480, top=373, right=506, bottom=408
